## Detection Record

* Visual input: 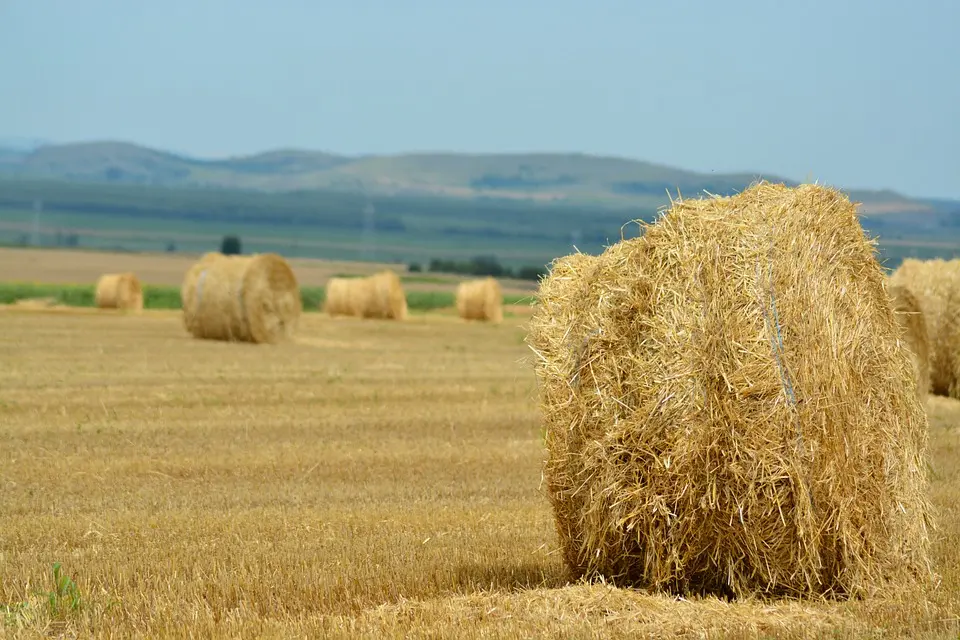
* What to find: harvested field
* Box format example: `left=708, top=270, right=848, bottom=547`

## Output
left=0, top=307, right=958, bottom=638
left=0, top=247, right=537, bottom=295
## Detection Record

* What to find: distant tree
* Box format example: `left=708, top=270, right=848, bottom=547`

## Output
left=428, top=258, right=450, bottom=273
left=468, top=255, right=506, bottom=277
left=517, top=265, right=547, bottom=281
left=408, top=262, right=422, bottom=272
left=221, top=235, right=242, bottom=255
left=64, top=233, right=80, bottom=247
left=165, top=241, right=177, bottom=253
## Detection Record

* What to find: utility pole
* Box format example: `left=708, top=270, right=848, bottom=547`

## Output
left=361, top=202, right=376, bottom=262
left=32, top=199, right=42, bottom=247
left=355, top=177, right=376, bottom=262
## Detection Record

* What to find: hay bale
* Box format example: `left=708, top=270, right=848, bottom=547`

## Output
left=323, top=276, right=370, bottom=317
left=180, top=252, right=301, bottom=344
left=456, top=277, right=504, bottom=323
left=527, top=182, right=933, bottom=599
left=368, top=270, right=408, bottom=320
left=94, top=272, right=143, bottom=311
left=322, top=270, right=407, bottom=320
left=889, top=258, right=960, bottom=397
left=888, top=282, right=931, bottom=399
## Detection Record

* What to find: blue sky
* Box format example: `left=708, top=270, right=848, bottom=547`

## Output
left=2, top=0, right=958, bottom=199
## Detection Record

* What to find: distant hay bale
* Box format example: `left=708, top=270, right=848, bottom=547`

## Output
left=527, top=182, right=933, bottom=599
left=456, top=277, right=503, bottom=323
left=94, top=272, right=143, bottom=311
left=889, top=258, right=960, bottom=397
left=369, top=270, right=408, bottom=320
left=323, top=277, right=366, bottom=317
left=888, top=282, right=931, bottom=399
left=322, top=270, right=407, bottom=320
left=180, top=252, right=301, bottom=344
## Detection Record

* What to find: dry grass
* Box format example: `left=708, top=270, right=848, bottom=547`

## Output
left=0, top=308, right=958, bottom=638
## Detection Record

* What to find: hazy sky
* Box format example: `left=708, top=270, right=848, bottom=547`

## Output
left=2, top=0, right=958, bottom=199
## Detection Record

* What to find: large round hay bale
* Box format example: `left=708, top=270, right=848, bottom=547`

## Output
left=456, top=277, right=503, bottom=323
left=888, top=282, right=931, bottom=399
left=94, top=272, right=143, bottom=312
left=180, top=252, right=301, bottom=344
left=527, top=182, right=933, bottom=599
left=889, top=258, right=960, bottom=397
left=322, top=270, right=406, bottom=320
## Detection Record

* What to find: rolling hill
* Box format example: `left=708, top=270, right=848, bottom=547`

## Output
left=0, top=140, right=951, bottom=217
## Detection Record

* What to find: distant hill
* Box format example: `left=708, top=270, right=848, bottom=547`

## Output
left=0, top=139, right=953, bottom=217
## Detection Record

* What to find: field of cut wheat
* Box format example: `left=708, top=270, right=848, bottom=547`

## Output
left=1, top=303, right=959, bottom=638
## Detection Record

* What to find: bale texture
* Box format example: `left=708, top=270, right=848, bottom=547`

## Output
left=323, top=277, right=371, bottom=318
left=369, top=270, right=408, bottom=320
left=889, top=258, right=960, bottom=398
left=888, top=282, right=931, bottom=399
left=322, top=270, right=407, bottom=320
left=527, top=182, right=933, bottom=599
left=95, top=272, right=143, bottom=311
left=180, top=252, right=301, bottom=344
left=456, top=277, right=504, bottom=323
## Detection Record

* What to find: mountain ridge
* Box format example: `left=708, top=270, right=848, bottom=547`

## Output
left=0, top=139, right=952, bottom=216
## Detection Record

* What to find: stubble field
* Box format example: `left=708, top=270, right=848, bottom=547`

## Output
left=1, top=304, right=959, bottom=638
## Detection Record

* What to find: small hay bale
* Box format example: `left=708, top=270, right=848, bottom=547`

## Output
left=888, top=282, right=931, bottom=399
left=368, top=270, right=408, bottom=320
left=322, top=270, right=407, bottom=320
left=180, top=252, right=301, bottom=344
left=456, top=277, right=504, bottom=323
left=889, top=258, right=960, bottom=397
left=527, top=182, right=933, bottom=599
left=94, top=272, right=143, bottom=312
left=323, top=276, right=370, bottom=317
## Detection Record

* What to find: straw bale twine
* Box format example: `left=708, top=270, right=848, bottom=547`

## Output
left=180, top=252, right=301, bottom=344
left=94, top=272, right=143, bottom=311
left=888, top=282, right=931, bottom=399
left=322, top=270, right=407, bottom=320
left=456, top=277, right=504, bottom=323
left=889, top=258, right=960, bottom=398
left=527, top=182, right=933, bottom=599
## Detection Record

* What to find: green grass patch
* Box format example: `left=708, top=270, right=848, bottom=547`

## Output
left=400, top=275, right=453, bottom=285
left=0, top=283, right=536, bottom=313
left=505, top=293, right=534, bottom=306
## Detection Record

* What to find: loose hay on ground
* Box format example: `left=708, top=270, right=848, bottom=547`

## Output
left=180, top=252, right=301, bottom=344
left=889, top=258, right=960, bottom=398
left=527, top=182, right=934, bottom=599
left=322, top=270, right=407, bottom=320
left=329, top=583, right=955, bottom=639
left=94, top=272, right=143, bottom=311
left=456, top=277, right=504, bottom=323
left=889, top=282, right=932, bottom=399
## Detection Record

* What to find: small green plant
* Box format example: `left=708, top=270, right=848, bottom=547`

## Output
left=47, top=562, right=82, bottom=617
left=1, top=562, right=83, bottom=628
